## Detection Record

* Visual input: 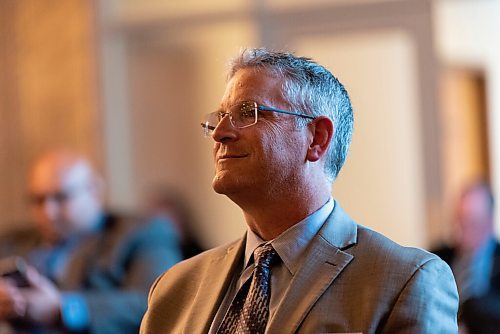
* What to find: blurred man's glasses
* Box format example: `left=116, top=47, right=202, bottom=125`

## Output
left=200, top=101, right=315, bottom=137
left=29, top=192, right=70, bottom=206
left=28, top=187, right=83, bottom=206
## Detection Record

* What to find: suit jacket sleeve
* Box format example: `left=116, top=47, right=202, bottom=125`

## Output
left=382, top=257, right=459, bottom=333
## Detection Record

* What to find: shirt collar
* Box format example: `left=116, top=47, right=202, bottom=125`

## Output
left=244, top=197, right=334, bottom=275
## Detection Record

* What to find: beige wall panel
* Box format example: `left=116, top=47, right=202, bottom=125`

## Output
left=15, top=0, right=101, bottom=163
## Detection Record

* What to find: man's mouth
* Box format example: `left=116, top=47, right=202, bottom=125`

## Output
left=217, top=154, right=248, bottom=161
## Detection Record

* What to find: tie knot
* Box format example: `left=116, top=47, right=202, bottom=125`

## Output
left=254, top=244, right=278, bottom=269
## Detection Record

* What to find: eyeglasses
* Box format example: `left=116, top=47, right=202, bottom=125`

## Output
left=28, top=186, right=85, bottom=206
left=29, top=191, right=71, bottom=206
left=200, top=101, right=315, bottom=136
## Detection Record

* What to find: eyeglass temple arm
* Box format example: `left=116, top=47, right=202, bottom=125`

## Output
left=257, top=106, right=315, bottom=119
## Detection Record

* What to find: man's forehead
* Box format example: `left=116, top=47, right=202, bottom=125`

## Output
left=227, top=67, right=277, bottom=86
left=221, top=68, right=282, bottom=107
left=30, top=159, right=92, bottom=192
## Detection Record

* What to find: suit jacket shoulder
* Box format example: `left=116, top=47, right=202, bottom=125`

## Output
left=294, top=204, right=458, bottom=334
left=354, top=224, right=442, bottom=273
left=148, top=238, right=242, bottom=302
left=142, top=239, right=244, bottom=333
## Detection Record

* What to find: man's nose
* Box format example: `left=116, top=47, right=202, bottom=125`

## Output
left=212, top=114, right=238, bottom=143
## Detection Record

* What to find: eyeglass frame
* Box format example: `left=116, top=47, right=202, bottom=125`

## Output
left=200, top=101, right=316, bottom=137
left=28, top=185, right=88, bottom=206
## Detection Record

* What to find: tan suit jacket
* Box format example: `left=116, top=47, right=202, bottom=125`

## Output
left=140, top=203, right=459, bottom=333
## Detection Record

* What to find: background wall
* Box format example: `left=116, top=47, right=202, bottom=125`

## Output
left=1, top=0, right=498, bottom=249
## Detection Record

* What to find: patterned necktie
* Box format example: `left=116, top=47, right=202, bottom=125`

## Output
left=217, top=244, right=278, bottom=334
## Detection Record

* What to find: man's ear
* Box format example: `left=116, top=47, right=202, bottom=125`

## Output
left=306, top=116, right=334, bottom=162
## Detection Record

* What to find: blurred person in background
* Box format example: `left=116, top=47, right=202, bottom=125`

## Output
left=144, top=186, right=204, bottom=259
left=433, top=181, right=500, bottom=333
left=140, top=48, right=458, bottom=333
left=0, top=149, right=182, bottom=333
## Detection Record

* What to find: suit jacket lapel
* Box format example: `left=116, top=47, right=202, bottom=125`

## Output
left=60, top=234, right=101, bottom=289
left=58, top=214, right=113, bottom=289
left=267, top=202, right=357, bottom=334
left=186, top=237, right=246, bottom=333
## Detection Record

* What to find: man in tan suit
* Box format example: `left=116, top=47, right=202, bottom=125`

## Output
left=140, top=48, right=459, bottom=333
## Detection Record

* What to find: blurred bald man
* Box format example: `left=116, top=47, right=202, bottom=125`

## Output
left=0, top=150, right=182, bottom=334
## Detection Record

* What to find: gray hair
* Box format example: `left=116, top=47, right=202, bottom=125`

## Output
left=228, top=48, right=354, bottom=180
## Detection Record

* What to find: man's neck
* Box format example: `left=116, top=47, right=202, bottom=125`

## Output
left=240, top=190, right=331, bottom=241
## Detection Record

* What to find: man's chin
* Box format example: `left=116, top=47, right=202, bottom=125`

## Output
left=212, top=178, right=229, bottom=195
left=212, top=173, right=240, bottom=195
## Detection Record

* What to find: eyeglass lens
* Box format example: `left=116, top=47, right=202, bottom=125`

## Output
left=228, top=101, right=257, bottom=128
